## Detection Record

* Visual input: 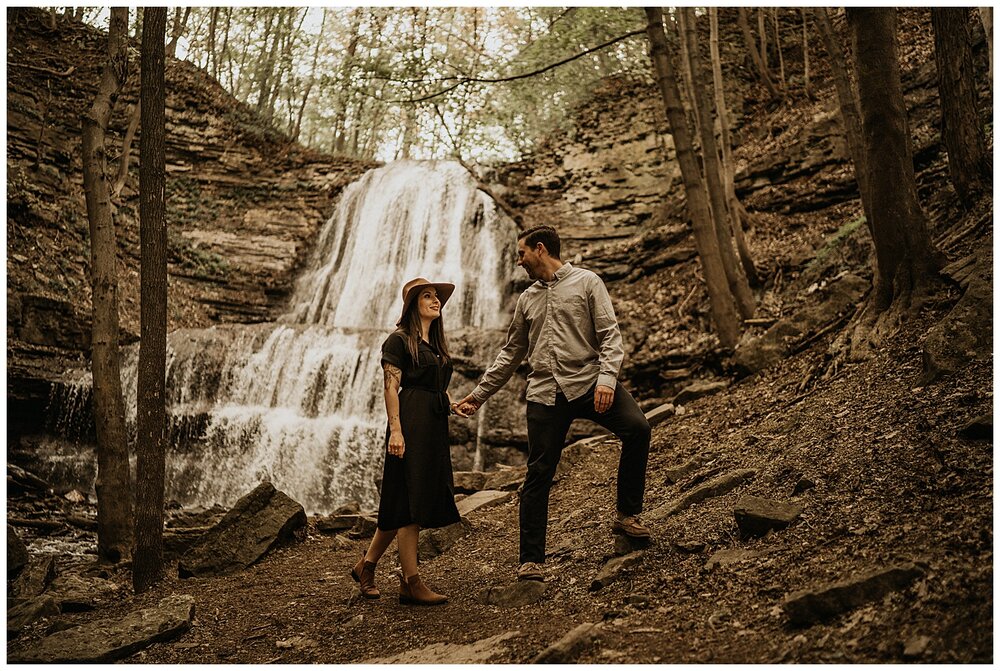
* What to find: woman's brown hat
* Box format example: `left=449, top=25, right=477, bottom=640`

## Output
left=396, top=277, right=456, bottom=326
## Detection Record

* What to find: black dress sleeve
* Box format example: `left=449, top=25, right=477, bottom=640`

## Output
left=381, top=331, right=408, bottom=370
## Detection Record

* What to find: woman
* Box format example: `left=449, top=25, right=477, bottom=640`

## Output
left=350, top=277, right=465, bottom=605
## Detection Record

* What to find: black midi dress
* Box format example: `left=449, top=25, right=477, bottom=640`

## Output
left=376, top=331, right=461, bottom=531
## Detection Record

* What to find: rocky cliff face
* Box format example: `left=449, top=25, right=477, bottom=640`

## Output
left=7, top=9, right=376, bottom=432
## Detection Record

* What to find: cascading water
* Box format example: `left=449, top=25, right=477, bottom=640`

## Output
left=50, top=161, right=516, bottom=513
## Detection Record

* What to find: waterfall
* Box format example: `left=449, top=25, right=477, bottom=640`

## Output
left=49, top=161, right=516, bottom=513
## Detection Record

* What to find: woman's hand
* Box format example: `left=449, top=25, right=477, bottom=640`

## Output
left=388, top=430, right=405, bottom=458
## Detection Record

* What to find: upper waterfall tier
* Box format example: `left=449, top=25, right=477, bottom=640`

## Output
left=284, top=160, right=514, bottom=330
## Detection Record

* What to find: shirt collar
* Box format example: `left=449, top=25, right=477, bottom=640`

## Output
left=541, top=262, right=572, bottom=286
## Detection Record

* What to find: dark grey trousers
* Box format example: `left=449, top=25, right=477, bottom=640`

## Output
left=520, top=381, right=651, bottom=564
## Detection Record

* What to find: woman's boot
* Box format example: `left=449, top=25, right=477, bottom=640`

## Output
left=350, top=556, right=380, bottom=599
left=398, top=573, right=447, bottom=605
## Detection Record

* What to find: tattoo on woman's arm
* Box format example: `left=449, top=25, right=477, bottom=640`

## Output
left=383, top=364, right=402, bottom=392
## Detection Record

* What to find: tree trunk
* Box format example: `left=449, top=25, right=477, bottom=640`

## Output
left=979, top=8, right=993, bottom=89
left=682, top=7, right=755, bottom=318
left=709, top=8, right=761, bottom=288
left=931, top=8, right=990, bottom=203
left=207, top=8, right=219, bottom=81
left=134, top=6, right=168, bottom=594
left=644, top=7, right=742, bottom=348
left=772, top=8, right=786, bottom=93
left=758, top=8, right=767, bottom=72
left=676, top=9, right=699, bottom=129
left=80, top=6, right=133, bottom=564
left=846, top=7, right=941, bottom=316
left=292, top=8, right=326, bottom=142
left=165, top=7, right=191, bottom=58
left=815, top=8, right=873, bottom=233
left=802, top=9, right=813, bottom=99
left=111, top=101, right=140, bottom=199
left=737, top=8, right=780, bottom=98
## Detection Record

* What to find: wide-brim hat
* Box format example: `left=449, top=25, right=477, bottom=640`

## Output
left=395, top=277, right=456, bottom=326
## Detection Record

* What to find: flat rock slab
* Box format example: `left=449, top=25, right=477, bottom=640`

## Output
left=613, top=533, right=651, bottom=556
left=663, top=456, right=706, bottom=484
left=958, top=413, right=992, bottom=441
left=9, top=595, right=195, bottom=663
left=453, top=471, right=488, bottom=493
left=8, top=596, right=60, bottom=637
left=178, top=482, right=306, bottom=578
left=644, top=403, right=676, bottom=428
left=783, top=562, right=925, bottom=626
left=650, top=469, right=756, bottom=519
left=418, top=518, right=471, bottom=561
left=46, top=572, right=118, bottom=612
left=672, top=380, right=729, bottom=406
left=733, top=495, right=803, bottom=537
left=590, top=551, right=644, bottom=591
left=478, top=580, right=548, bottom=607
left=533, top=622, right=602, bottom=663
left=705, top=548, right=762, bottom=571
left=483, top=467, right=527, bottom=491
left=12, top=555, right=57, bottom=598
left=457, top=490, right=514, bottom=517
left=365, top=631, right=519, bottom=664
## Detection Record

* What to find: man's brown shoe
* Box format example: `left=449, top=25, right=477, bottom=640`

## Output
left=350, top=556, right=380, bottom=599
left=517, top=562, right=545, bottom=581
left=612, top=515, right=651, bottom=539
left=399, top=573, right=447, bottom=605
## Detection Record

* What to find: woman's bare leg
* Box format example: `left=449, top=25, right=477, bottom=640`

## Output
left=396, top=524, right=420, bottom=578
left=364, top=528, right=397, bottom=564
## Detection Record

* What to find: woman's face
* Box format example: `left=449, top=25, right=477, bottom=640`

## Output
left=417, top=288, right=441, bottom=322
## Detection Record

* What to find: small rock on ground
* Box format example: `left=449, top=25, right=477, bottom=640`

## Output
left=478, top=580, right=548, bottom=608
left=532, top=622, right=602, bottom=663
left=782, top=562, right=925, bottom=625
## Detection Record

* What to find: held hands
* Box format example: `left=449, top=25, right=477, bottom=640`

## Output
left=452, top=393, right=482, bottom=418
left=594, top=384, right=615, bottom=413
left=388, top=430, right=405, bottom=458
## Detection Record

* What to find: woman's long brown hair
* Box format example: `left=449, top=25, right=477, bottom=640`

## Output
left=397, top=290, right=451, bottom=365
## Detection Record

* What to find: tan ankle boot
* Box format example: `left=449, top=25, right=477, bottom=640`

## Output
left=399, top=573, right=447, bottom=605
left=351, top=556, right=380, bottom=599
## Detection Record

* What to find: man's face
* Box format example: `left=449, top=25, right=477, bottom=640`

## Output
left=516, top=239, right=542, bottom=280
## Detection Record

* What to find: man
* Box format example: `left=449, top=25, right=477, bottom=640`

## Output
left=458, top=225, right=651, bottom=581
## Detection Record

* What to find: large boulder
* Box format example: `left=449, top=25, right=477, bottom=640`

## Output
left=8, top=524, right=29, bottom=577
left=418, top=518, right=471, bottom=561
left=921, top=246, right=992, bottom=384
left=178, top=482, right=306, bottom=578
left=9, top=595, right=195, bottom=663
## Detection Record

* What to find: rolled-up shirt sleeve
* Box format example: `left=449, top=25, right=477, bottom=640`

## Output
left=588, top=275, right=624, bottom=390
left=471, top=294, right=529, bottom=404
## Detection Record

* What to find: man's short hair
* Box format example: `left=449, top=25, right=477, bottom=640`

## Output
left=518, top=225, right=561, bottom=260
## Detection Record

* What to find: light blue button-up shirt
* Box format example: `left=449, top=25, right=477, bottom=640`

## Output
left=471, top=263, right=625, bottom=406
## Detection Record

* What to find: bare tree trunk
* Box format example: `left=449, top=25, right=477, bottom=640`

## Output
left=682, top=7, right=755, bottom=318
left=758, top=8, right=767, bottom=72
left=815, top=8, right=873, bottom=233
left=48, top=8, right=57, bottom=30
left=111, top=101, right=140, bottom=199
left=292, top=8, right=326, bottom=142
left=165, top=7, right=191, bottom=58
left=737, top=8, right=780, bottom=98
left=846, top=7, right=941, bottom=318
left=134, top=6, right=168, bottom=594
left=979, top=8, right=993, bottom=89
left=931, top=8, right=991, bottom=203
left=710, top=7, right=761, bottom=288
left=645, top=7, right=742, bottom=348
left=676, top=9, right=699, bottom=129
left=802, top=9, right=813, bottom=99
left=772, top=8, right=786, bottom=93
left=207, top=8, right=219, bottom=81
left=80, top=6, right=133, bottom=564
